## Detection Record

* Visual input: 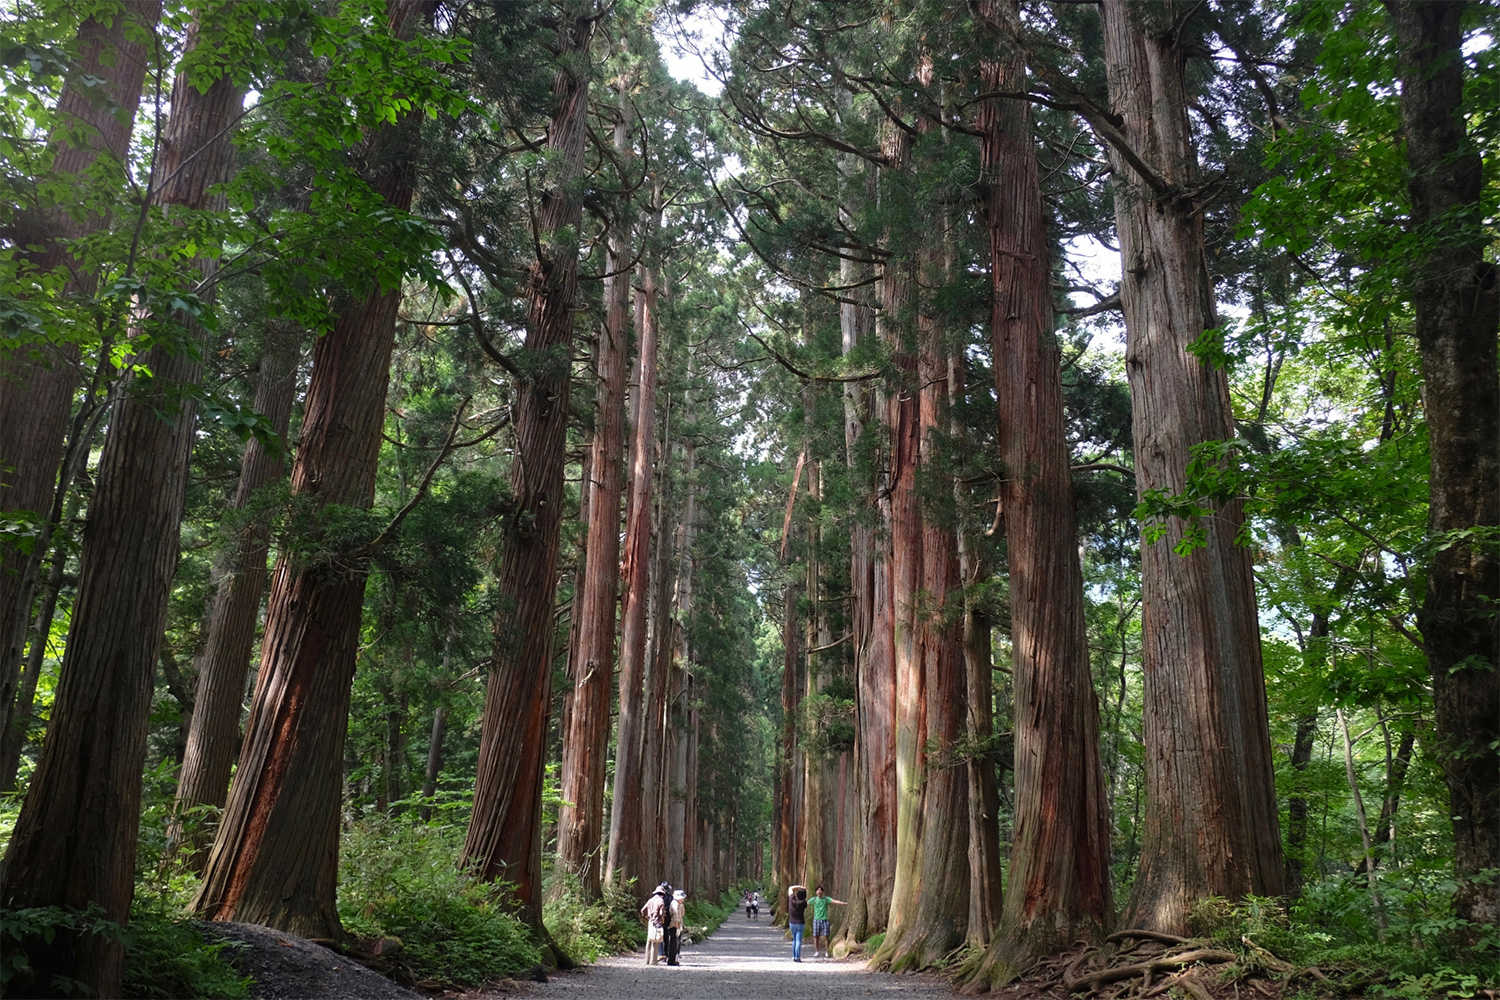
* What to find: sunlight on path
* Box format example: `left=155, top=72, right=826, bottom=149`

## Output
left=493, top=913, right=958, bottom=1000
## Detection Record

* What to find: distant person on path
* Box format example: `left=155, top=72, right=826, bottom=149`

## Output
left=666, top=888, right=686, bottom=965
left=786, top=884, right=809, bottom=962
left=743, top=890, right=759, bottom=918
left=808, top=885, right=846, bottom=958
left=640, top=882, right=670, bottom=965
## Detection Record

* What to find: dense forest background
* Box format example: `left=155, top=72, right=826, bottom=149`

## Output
left=1, top=0, right=1497, bottom=998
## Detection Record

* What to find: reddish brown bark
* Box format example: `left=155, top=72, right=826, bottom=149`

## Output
left=606, top=235, right=661, bottom=891
left=962, top=5, right=1113, bottom=981
left=773, top=579, right=804, bottom=920
left=1385, top=0, right=1500, bottom=928
left=0, top=8, right=253, bottom=993
left=191, top=0, right=431, bottom=939
left=951, top=349, right=1003, bottom=948
left=462, top=7, right=594, bottom=933
left=555, top=87, right=631, bottom=898
left=896, top=165, right=970, bottom=966
left=172, top=322, right=300, bottom=868
left=872, top=117, right=926, bottom=965
left=1100, top=0, right=1284, bottom=932
left=0, top=0, right=161, bottom=787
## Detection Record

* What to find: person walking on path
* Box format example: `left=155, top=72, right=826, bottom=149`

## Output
left=640, top=882, right=670, bottom=965
left=786, top=884, right=809, bottom=962
left=665, top=889, right=686, bottom=965
left=808, top=885, right=846, bottom=958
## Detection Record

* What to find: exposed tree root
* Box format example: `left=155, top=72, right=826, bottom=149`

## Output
left=1062, top=947, right=1235, bottom=991
left=965, top=928, right=1321, bottom=1000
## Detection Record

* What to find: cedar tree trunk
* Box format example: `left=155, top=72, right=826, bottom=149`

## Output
left=964, top=6, right=1113, bottom=984
left=1385, top=0, right=1500, bottom=927
left=171, top=321, right=299, bottom=868
left=0, top=0, right=161, bottom=780
left=192, top=0, right=430, bottom=937
left=1101, top=0, right=1284, bottom=932
left=462, top=7, right=594, bottom=933
left=555, top=84, right=631, bottom=898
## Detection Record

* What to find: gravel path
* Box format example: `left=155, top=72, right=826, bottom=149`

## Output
left=495, top=913, right=960, bottom=1000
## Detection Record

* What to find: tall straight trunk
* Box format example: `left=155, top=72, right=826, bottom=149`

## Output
left=461, top=7, right=593, bottom=933
left=683, top=672, right=700, bottom=889
left=773, top=579, right=803, bottom=920
left=950, top=350, right=1003, bottom=948
left=1385, top=0, right=1500, bottom=928
left=666, top=430, right=696, bottom=888
left=858, top=395, right=897, bottom=937
left=0, top=8, right=249, bottom=992
left=171, top=322, right=300, bottom=867
left=872, top=119, right=925, bottom=965
left=0, top=0, right=161, bottom=783
left=964, top=6, right=1112, bottom=983
left=1284, top=711, right=1319, bottom=897
left=893, top=149, right=970, bottom=965
left=555, top=86, right=631, bottom=899
left=192, top=0, right=429, bottom=938
left=606, top=222, right=660, bottom=892
left=1100, top=0, right=1284, bottom=932
left=642, top=382, right=676, bottom=881
left=419, top=704, right=447, bottom=820
left=836, top=137, right=891, bottom=945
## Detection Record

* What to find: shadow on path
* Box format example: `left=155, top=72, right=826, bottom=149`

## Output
left=493, top=913, right=957, bottom=1000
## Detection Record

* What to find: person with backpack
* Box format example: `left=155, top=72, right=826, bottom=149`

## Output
left=786, top=884, right=809, bottom=962
left=640, top=882, right=670, bottom=965
left=666, top=888, right=686, bottom=965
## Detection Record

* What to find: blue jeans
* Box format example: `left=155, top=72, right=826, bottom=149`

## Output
left=789, top=921, right=804, bottom=960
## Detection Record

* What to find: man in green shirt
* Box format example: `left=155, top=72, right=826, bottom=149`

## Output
left=807, top=885, right=846, bottom=958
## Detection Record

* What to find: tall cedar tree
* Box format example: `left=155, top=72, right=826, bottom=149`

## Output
left=0, top=5, right=247, bottom=992
left=963, top=2, right=1112, bottom=984
left=605, top=202, right=661, bottom=892
left=555, top=78, right=632, bottom=900
left=1384, top=0, right=1500, bottom=927
left=0, top=0, right=162, bottom=793
left=192, top=0, right=433, bottom=937
left=1100, top=0, right=1284, bottom=932
left=461, top=5, right=594, bottom=932
left=171, top=321, right=300, bottom=868
left=837, top=143, right=894, bottom=944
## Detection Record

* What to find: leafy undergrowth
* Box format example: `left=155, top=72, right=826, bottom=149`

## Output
left=544, top=875, right=648, bottom=963
left=544, top=874, right=738, bottom=965
left=988, top=882, right=1499, bottom=1000
left=338, top=815, right=542, bottom=990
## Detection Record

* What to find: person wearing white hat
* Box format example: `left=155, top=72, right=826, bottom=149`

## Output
left=666, top=889, right=687, bottom=965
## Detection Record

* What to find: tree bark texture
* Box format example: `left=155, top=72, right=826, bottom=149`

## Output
left=605, top=231, right=661, bottom=893
left=191, top=0, right=430, bottom=938
left=949, top=351, right=1004, bottom=949
left=462, top=7, right=593, bottom=932
left=555, top=89, right=631, bottom=897
left=774, top=579, right=804, bottom=921
left=872, top=118, right=929, bottom=967
left=0, top=8, right=250, bottom=992
left=902, top=179, right=971, bottom=965
left=965, top=6, right=1113, bottom=982
left=0, top=0, right=161, bottom=790
left=666, top=432, right=696, bottom=888
left=172, top=322, right=300, bottom=868
left=1101, top=0, right=1285, bottom=933
left=1385, top=0, right=1500, bottom=928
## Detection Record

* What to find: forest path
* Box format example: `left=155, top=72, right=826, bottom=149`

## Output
left=490, top=912, right=962, bottom=1000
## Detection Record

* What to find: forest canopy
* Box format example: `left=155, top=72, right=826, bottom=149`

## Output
left=0, top=0, right=1496, bottom=998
